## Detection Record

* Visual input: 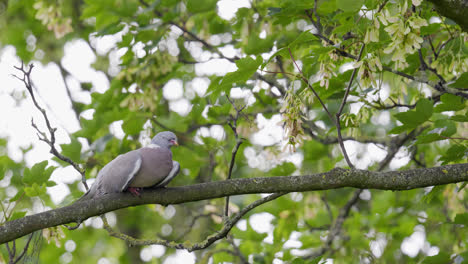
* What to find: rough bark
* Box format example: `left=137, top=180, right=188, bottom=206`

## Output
left=0, top=163, right=467, bottom=244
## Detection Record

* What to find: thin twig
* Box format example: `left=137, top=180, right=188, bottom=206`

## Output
left=306, top=190, right=362, bottom=259
left=101, top=192, right=287, bottom=251
left=418, top=48, right=446, bottom=83
left=11, top=233, right=34, bottom=264
left=377, top=128, right=421, bottom=171
left=173, top=212, right=222, bottom=241
left=335, top=44, right=365, bottom=169
left=313, top=0, right=322, bottom=33
left=224, top=95, right=246, bottom=217
left=227, top=235, right=249, bottom=264
left=6, top=241, right=14, bottom=261
left=13, top=63, right=87, bottom=189
left=337, top=44, right=365, bottom=117
left=320, top=195, right=334, bottom=223
left=58, top=64, right=81, bottom=122
left=287, top=47, right=335, bottom=122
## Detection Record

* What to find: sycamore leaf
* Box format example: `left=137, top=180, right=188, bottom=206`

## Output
left=390, top=99, right=433, bottom=134
left=210, top=56, right=262, bottom=96
left=336, top=0, right=364, bottom=12
left=434, top=94, right=466, bottom=112
left=22, top=161, right=56, bottom=186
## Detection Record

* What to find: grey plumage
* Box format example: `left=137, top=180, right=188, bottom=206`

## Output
left=80, top=131, right=180, bottom=200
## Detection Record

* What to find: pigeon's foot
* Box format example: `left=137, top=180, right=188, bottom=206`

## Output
left=128, top=187, right=142, bottom=196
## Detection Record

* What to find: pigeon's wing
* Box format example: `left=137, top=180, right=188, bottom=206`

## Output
left=129, top=147, right=173, bottom=188
left=154, top=161, right=180, bottom=188
left=95, top=150, right=143, bottom=195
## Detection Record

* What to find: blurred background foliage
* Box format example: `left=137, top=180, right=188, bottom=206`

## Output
left=0, top=0, right=467, bottom=263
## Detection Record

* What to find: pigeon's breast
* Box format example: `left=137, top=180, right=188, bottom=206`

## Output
left=129, top=147, right=173, bottom=187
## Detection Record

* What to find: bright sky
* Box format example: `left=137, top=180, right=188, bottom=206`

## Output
left=0, top=0, right=428, bottom=262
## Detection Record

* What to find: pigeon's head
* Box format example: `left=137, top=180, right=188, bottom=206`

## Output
left=152, top=131, right=178, bottom=149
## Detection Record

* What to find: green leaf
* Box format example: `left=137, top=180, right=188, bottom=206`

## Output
left=0, top=156, right=14, bottom=181
left=207, top=103, right=231, bottom=120
left=449, top=72, right=468, bottom=89
left=454, top=213, right=468, bottom=224
left=421, top=23, right=441, bottom=35
left=422, top=185, right=444, bottom=203
left=433, top=119, right=456, bottom=137
left=415, top=98, right=434, bottom=120
left=122, top=114, right=146, bottom=135
left=46, top=180, right=57, bottom=187
left=394, top=111, right=421, bottom=126
left=245, top=34, right=274, bottom=55
left=23, top=161, right=56, bottom=186
left=261, top=47, right=289, bottom=70
left=439, top=145, right=467, bottom=164
left=318, top=0, right=337, bottom=14
left=120, top=33, right=134, bottom=47
left=288, top=30, right=317, bottom=49
left=434, top=94, right=466, bottom=112
left=120, top=49, right=135, bottom=65
left=416, top=133, right=441, bottom=144
left=450, top=112, right=468, bottom=122
left=10, top=211, right=27, bottom=221
left=423, top=252, right=451, bottom=264
left=336, top=0, right=364, bottom=12
left=391, top=98, right=433, bottom=133
left=268, top=162, right=296, bottom=176
left=215, top=56, right=262, bottom=94
left=9, top=190, right=24, bottom=202
left=24, top=183, right=47, bottom=197
left=60, top=137, right=82, bottom=163
left=186, top=0, right=217, bottom=13
left=458, top=182, right=468, bottom=192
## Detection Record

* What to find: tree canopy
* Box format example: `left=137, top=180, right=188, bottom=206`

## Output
left=0, top=0, right=467, bottom=263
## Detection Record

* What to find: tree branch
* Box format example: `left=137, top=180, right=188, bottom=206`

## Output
left=1, top=163, right=467, bottom=244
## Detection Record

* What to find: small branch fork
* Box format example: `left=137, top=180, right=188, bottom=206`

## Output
left=12, top=62, right=87, bottom=190
left=288, top=44, right=365, bottom=169
left=101, top=192, right=287, bottom=251
left=224, top=95, right=247, bottom=217
left=5, top=233, right=34, bottom=264
left=171, top=212, right=222, bottom=241
left=335, top=44, right=366, bottom=169
left=305, top=125, right=421, bottom=259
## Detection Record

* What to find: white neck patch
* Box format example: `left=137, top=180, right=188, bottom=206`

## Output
left=147, top=144, right=161, bottom=149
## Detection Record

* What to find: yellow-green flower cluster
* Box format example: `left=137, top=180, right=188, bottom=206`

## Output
left=431, top=34, right=468, bottom=77
left=379, top=2, right=427, bottom=69
left=280, top=89, right=306, bottom=152
left=354, top=56, right=383, bottom=88
left=364, top=18, right=380, bottom=44
left=34, top=1, right=73, bottom=38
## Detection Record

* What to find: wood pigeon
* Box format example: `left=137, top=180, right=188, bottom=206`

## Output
left=80, top=131, right=180, bottom=199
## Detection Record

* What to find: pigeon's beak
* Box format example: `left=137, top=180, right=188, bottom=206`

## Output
left=171, top=139, right=179, bottom=146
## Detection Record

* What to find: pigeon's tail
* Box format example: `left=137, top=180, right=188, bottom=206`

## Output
left=76, top=183, right=97, bottom=203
